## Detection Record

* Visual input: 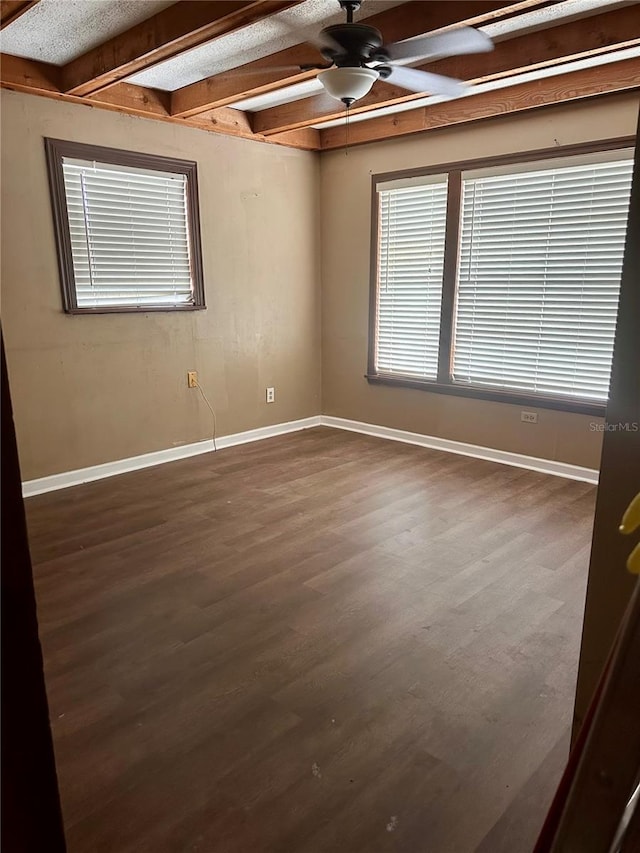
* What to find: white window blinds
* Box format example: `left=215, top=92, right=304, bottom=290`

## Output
left=453, top=156, right=633, bottom=401
left=62, top=157, right=195, bottom=309
left=376, top=176, right=448, bottom=379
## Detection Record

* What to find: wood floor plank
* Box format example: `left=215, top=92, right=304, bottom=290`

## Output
left=26, top=427, right=596, bottom=852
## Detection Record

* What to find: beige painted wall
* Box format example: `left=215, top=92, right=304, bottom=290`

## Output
left=320, top=93, right=640, bottom=469
left=1, top=91, right=321, bottom=480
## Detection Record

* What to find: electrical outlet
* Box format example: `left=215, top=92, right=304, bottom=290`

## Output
left=266, top=387, right=275, bottom=403
left=187, top=371, right=198, bottom=388
left=521, top=411, right=538, bottom=424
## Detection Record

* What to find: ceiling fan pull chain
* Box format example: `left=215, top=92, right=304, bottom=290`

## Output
left=345, top=102, right=350, bottom=156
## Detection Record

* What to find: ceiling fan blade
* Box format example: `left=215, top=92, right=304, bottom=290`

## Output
left=271, top=13, right=342, bottom=56
left=386, top=66, right=466, bottom=97
left=309, top=28, right=342, bottom=54
left=227, top=64, right=304, bottom=75
left=310, top=90, right=344, bottom=114
left=228, top=63, right=329, bottom=76
left=384, top=27, right=493, bottom=63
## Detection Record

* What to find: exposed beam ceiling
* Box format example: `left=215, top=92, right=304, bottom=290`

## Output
left=61, top=0, right=303, bottom=97
left=319, top=54, right=640, bottom=149
left=170, top=0, right=554, bottom=117
left=1, top=0, right=638, bottom=151
left=253, top=4, right=640, bottom=134
left=0, top=53, right=319, bottom=150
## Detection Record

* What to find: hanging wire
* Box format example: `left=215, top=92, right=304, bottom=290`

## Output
left=195, top=381, right=218, bottom=452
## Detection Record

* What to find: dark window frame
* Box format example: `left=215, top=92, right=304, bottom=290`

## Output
left=44, top=138, right=206, bottom=315
left=367, top=137, right=636, bottom=417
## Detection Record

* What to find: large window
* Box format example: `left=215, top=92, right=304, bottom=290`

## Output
left=370, top=142, right=634, bottom=413
left=45, top=139, right=205, bottom=313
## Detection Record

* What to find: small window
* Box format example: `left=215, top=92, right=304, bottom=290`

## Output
left=45, top=139, right=205, bottom=313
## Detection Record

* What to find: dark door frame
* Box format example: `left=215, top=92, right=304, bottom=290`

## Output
left=1, top=334, right=67, bottom=852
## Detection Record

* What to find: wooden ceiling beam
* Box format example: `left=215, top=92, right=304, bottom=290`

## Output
left=253, top=5, right=640, bottom=135
left=60, top=0, right=302, bottom=98
left=170, top=0, right=553, bottom=118
left=0, top=0, right=39, bottom=28
left=319, top=56, right=640, bottom=150
left=0, top=54, right=319, bottom=150
left=190, top=106, right=321, bottom=149
left=87, top=83, right=172, bottom=118
left=0, top=52, right=61, bottom=92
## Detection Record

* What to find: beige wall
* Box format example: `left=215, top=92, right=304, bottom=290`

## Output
left=320, top=93, right=639, bottom=469
left=1, top=91, right=321, bottom=480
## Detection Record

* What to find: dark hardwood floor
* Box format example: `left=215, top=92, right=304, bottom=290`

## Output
left=26, top=427, right=596, bottom=853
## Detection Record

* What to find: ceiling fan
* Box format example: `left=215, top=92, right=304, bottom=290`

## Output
left=286, top=0, right=494, bottom=106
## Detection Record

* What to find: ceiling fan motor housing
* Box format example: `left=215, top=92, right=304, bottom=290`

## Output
left=320, top=24, right=386, bottom=67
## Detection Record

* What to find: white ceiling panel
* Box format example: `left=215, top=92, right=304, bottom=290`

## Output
left=127, top=0, right=405, bottom=91
left=0, top=0, right=175, bottom=65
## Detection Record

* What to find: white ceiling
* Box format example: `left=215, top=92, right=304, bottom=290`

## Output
left=127, top=0, right=405, bottom=91
left=0, top=0, right=174, bottom=65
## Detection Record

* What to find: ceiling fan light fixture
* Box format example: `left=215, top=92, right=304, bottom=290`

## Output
left=319, top=66, right=379, bottom=105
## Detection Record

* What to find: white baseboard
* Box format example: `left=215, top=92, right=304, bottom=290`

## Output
left=321, top=416, right=599, bottom=485
left=22, top=412, right=598, bottom=497
left=22, top=416, right=322, bottom=497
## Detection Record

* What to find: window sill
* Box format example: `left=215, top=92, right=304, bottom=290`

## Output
left=365, top=373, right=606, bottom=416
left=65, top=304, right=206, bottom=315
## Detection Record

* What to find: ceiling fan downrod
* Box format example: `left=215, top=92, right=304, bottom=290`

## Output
left=338, top=0, right=361, bottom=25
